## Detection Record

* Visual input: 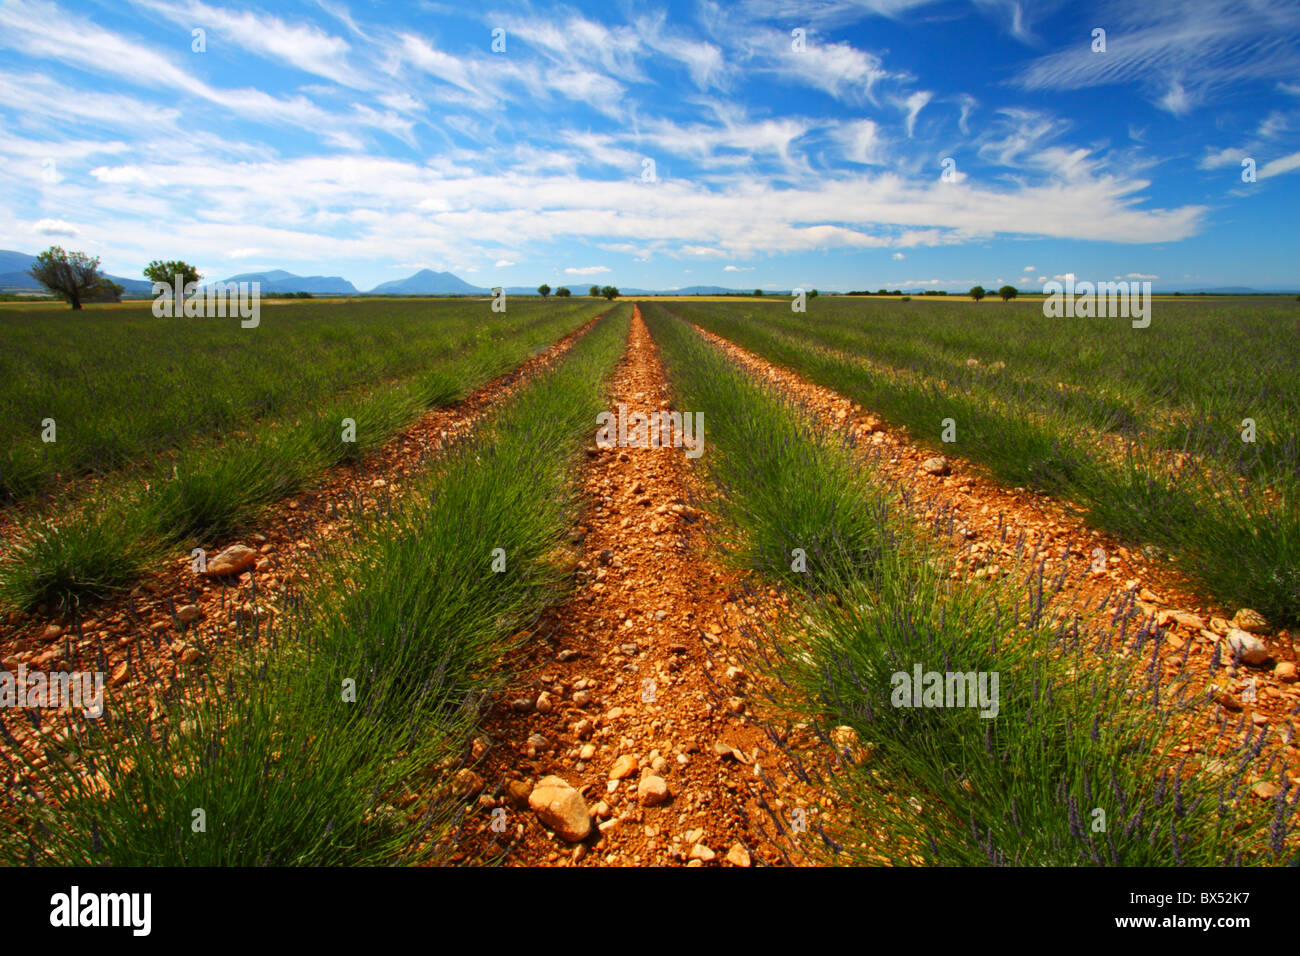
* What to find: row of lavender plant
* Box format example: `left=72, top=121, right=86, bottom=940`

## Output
left=643, top=301, right=1296, bottom=866
left=0, top=303, right=602, bottom=615
left=0, top=307, right=630, bottom=865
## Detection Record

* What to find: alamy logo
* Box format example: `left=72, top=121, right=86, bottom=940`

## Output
left=152, top=275, right=261, bottom=328
left=891, top=664, right=1000, bottom=718
left=1041, top=275, right=1151, bottom=328
left=50, top=886, right=151, bottom=936
left=596, top=403, right=704, bottom=459
left=0, top=665, right=104, bottom=718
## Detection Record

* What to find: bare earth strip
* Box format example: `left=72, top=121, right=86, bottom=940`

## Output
left=0, top=314, right=606, bottom=717
left=458, top=308, right=826, bottom=867
left=683, top=317, right=1300, bottom=785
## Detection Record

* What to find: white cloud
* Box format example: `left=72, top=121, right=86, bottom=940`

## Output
left=565, top=265, right=610, bottom=275
left=1014, top=1, right=1300, bottom=114
left=838, top=119, right=887, bottom=165
left=0, top=0, right=404, bottom=142
left=892, top=252, right=905, bottom=260
left=1259, top=150, right=1300, bottom=179
left=633, top=12, right=727, bottom=89
left=132, top=0, right=367, bottom=89
left=1125, top=272, right=1158, bottom=279
left=1023, top=265, right=1034, bottom=272
left=634, top=115, right=810, bottom=166
left=1158, top=81, right=1194, bottom=116
left=1199, top=146, right=1246, bottom=170
left=1257, top=111, right=1288, bottom=139
left=901, top=90, right=932, bottom=138
left=32, top=218, right=78, bottom=236
left=494, top=259, right=516, bottom=268
left=957, top=94, right=977, bottom=135
left=776, top=39, right=894, bottom=104
left=16, top=151, right=1205, bottom=276
left=723, top=265, right=753, bottom=271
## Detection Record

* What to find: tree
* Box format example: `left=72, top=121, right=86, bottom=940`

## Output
left=589, top=285, right=600, bottom=297
left=809, top=289, right=819, bottom=298
left=86, top=278, right=124, bottom=303
left=555, top=287, right=571, bottom=297
left=600, top=285, right=620, bottom=300
left=145, top=259, right=202, bottom=313
left=537, top=283, right=551, bottom=298
left=754, top=288, right=764, bottom=296
left=998, top=285, right=1018, bottom=301
left=969, top=285, right=986, bottom=301
left=144, top=259, right=201, bottom=290
left=28, top=246, right=105, bottom=310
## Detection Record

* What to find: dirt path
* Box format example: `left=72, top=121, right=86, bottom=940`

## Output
left=683, top=317, right=1299, bottom=783
left=458, top=308, right=826, bottom=867
left=0, top=314, right=605, bottom=735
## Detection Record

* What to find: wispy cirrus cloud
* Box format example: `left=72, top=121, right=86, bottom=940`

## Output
left=1012, top=0, right=1300, bottom=114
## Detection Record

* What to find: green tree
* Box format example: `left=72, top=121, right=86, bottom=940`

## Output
left=28, top=246, right=105, bottom=310
left=144, top=259, right=201, bottom=290
left=754, top=288, right=764, bottom=296
left=555, top=286, right=571, bottom=297
left=600, top=285, right=620, bottom=300
left=969, top=285, right=986, bottom=301
left=537, top=283, right=551, bottom=298
left=809, top=288, right=819, bottom=298
left=589, top=284, right=600, bottom=297
left=998, top=285, right=1018, bottom=301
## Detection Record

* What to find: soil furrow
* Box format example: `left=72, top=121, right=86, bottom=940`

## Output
left=458, top=308, right=824, bottom=867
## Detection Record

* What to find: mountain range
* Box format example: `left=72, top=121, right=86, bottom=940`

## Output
left=0, top=250, right=1292, bottom=297
left=0, top=252, right=769, bottom=296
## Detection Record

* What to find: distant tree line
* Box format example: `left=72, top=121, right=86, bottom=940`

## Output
left=842, top=285, right=1019, bottom=301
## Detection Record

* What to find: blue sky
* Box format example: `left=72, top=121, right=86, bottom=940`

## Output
left=1, top=0, right=1298, bottom=292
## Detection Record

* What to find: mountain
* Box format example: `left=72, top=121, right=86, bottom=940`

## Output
left=217, top=270, right=359, bottom=294
left=368, top=269, right=486, bottom=295
left=0, top=250, right=37, bottom=274
left=0, top=249, right=153, bottom=294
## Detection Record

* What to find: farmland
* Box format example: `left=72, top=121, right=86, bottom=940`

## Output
left=0, top=297, right=609, bottom=503
left=0, top=298, right=607, bottom=612
left=659, top=296, right=1300, bottom=626
left=1, top=296, right=1297, bottom=868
